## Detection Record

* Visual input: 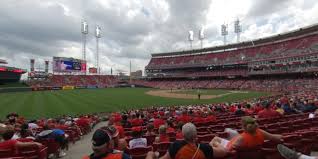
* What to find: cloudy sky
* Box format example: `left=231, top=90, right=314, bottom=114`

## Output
left=0, top=0, right=317, bottom=76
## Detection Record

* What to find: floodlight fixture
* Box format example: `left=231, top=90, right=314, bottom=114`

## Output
left=221, top=24, right=228, bottom=45
left=199, top=26, right=205, bottom=49
left=188, top=30, right=194, bottom=49
left=81, top=20, right=88, bottom=73
left=95, top=25, right=101, bottom=74
left=234, top=19, right=242, bottom=42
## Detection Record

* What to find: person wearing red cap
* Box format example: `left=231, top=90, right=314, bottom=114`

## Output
left=129, top=126, right=147, bottom=149
left=83, top=127, right=130, bottom=159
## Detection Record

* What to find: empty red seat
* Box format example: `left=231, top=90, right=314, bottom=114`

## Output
left=0, top=149, right=14, bottom=158
left=198, top=134, right=215, bottom=144
left=143, top=135, right=156, bottom=146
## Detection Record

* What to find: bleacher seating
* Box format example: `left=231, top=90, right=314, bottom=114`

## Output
left=27, top=75, right=118, bottom=88
left=147, top=34, right=318, bottom=69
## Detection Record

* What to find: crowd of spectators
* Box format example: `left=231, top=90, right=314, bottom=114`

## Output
left=1, top=90, right=318, bottom=158
left=0, top=113, right=99, bottom=158
left=27, top=75, right=118, bottom=88
left=82, top=91, right=318, bottom=159
left=133, top=77, right=318, bottom=92
left=146, top=33, right=318, bottom=69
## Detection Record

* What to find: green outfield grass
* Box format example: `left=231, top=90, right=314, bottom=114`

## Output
left=0, top=88, right=270, bottom=119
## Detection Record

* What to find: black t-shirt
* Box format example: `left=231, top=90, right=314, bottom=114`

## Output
left=168, top=140, right=214, bottom=159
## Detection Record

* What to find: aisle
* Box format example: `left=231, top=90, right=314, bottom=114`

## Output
left=62, top=121, right=108, bottom=159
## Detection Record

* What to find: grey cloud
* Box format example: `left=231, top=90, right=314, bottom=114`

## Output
left=248, top=0, right=294, bottom=17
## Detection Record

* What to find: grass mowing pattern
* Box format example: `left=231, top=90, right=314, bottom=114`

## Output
left=0, top=88, right=270, bottom=119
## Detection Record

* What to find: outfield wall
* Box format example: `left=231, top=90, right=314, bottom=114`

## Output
left=0, top=87, right=32, bottom=93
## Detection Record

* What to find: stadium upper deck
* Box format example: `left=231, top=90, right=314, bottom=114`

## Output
left=145, top=24, right=318, bottom=78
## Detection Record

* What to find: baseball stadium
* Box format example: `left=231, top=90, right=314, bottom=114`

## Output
left=0, top=1, right=318, bottom=159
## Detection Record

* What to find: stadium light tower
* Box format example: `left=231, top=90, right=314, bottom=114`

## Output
left=81, top=21, right=88, bottom=62
left=188, top=30, right=194, bottom=49
left=221, top=24, right=228, bottom=45
left=234, top=19, right=242, bottom=43
left=199, top=26, right=205, bottom=49
left=95, top=25, right=101, bottom=75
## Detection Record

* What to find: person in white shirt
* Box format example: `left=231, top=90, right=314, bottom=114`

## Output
left=129, top=126, right=147, bottom=149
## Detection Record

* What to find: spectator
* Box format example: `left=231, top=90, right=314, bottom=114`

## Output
left=121, top=114, right=131, bottom=128
left=276, top=103, right=284, bottom=115
left=82, top=128, right=131, bottom=159
left=226, top=116, right=282, bottom=151
left=175, top=122, right=184, bottom=140
left=145, top=123, right=156, bottom=136
left=129, top=126, right=147, bottom=149
left=130, top=114, right=143, bottom=127
left=245, top=104, right=254, bottom=115
left=277, top=144, right=317, bottom=159
left=155, top=125, right=170, bottom=143
left=17, top=124, right=35, bottom=142
left=146, top=123, right=230, bottom=159
left=166, top=120, right=175, bottom=133
left=37, top=125, right=68, bottom=157
left=104, top=126, right=127, bottom=151
left=234, top=105, right=246, bottom=116
left=176, top=110, right=191, bottom=123
left=6, top=113, right=18, bottom=125
left=283, top=103, right=296, bottom=114
left=257, top=103, right=282, bottom=119
left=153, top=116, right=165, bottom=129
left=0, top=127, right=42, bottom=151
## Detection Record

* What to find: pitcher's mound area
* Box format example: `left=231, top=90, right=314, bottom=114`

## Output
left=146, top=89, right=247, bottom=99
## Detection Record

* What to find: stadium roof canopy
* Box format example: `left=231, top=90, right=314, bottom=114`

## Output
left=151, top=23, right=318, bottom=57
left=0, top=59, right=7, bottom=64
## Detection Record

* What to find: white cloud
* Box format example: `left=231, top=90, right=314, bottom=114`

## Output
left=0, top=0, right=317, bottom=76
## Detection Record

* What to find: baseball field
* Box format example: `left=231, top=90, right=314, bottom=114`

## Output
left=0, top=88, right=270, bottom=119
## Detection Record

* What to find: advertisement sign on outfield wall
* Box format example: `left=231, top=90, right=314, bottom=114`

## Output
left=62, top=86, right=75, bottom=90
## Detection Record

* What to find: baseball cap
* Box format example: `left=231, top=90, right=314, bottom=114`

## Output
left=105, top=126, right=119, bottom=138
left=92, top=128, right=111, bottom=147
left=131, top=126, right=142, bottom=132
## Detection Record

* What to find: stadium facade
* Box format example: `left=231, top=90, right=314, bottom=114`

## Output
left=0, top=59, right=26, bottom=84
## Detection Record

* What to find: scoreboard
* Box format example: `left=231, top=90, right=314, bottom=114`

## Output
left=53, top=57, right=86, bottom=73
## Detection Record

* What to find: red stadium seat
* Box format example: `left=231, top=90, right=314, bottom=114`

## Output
left=197, top=134, right=215, bottom=144
left=143, top=135, right=156, bottom=146
left=16, top=145, right=47, bottom=159
left=152, top=142, right=171, bottom=157
left=126, top=146, right=153, bottom=159
left=0, top=149, right=14, bottom=158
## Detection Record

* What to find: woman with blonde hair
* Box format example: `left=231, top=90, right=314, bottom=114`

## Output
left=226, top=116, right=282, bottom=151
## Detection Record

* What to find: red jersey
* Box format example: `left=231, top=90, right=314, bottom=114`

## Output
left=153, top=119, right=165, bottom=128
left=159, top=134, right=170, bottom=142
left=257, top=109, right=282, bottom=119
left=177, top=115, right=191, bottom=123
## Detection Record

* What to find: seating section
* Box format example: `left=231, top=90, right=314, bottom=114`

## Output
left=0, top=115, right=99, bottom=159
left=132, top=77, right=318, bottom=92
left=27, top=75, right=118, bottom=87
left=147, top=34, right=318, bottom=69
left=116, top=106, right=318, bottom=159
